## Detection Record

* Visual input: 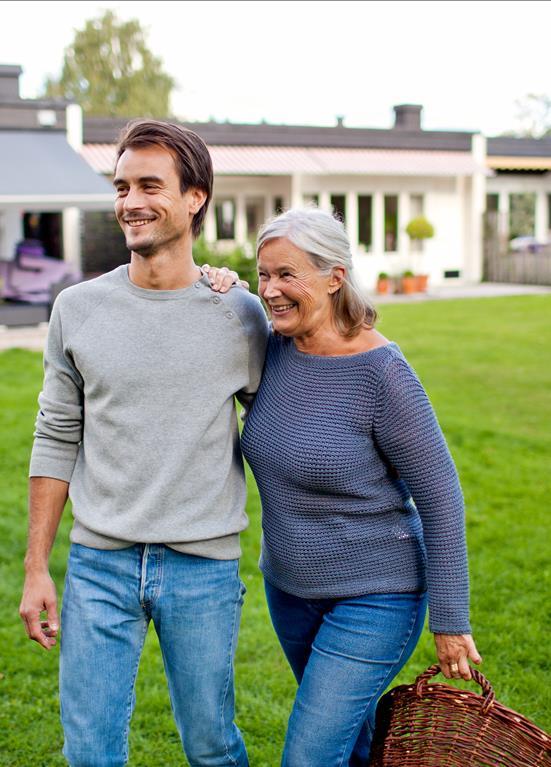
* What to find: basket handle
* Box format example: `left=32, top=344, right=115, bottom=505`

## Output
left=415, top=664, right=496, bottom=714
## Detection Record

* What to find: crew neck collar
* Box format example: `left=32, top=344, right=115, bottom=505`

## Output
left=119, top=264, right=210, bottom=300
left=285, top=336, right=399, bottom=366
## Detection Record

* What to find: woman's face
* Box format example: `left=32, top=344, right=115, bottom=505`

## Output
left=257, top=237, right=338, bottom=338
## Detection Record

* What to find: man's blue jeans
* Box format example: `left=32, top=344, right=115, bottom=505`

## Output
left=60, top=543, right=249, bottom=767
left=265, top=582, right=427, bottom=767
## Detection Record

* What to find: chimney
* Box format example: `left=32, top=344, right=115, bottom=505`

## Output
left=336, top=115, right=345, bottom=128
left=0, top=64, right=22, bottom=101
left=393, top=104, right=422, bottom=131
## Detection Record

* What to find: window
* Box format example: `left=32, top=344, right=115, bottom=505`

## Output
left=358, top=196, right=372, bottom=250
left=330, top=194, right=346, bottom=223
left=384, top=195, right=398, bottom=252
left=303, top=194, right=319, bottom=207
left=246, top=200, right=264, bottom=239
left=409, top=194, right=424, bottom=252
left=486, top=194, right=499, bottom=212
left=410, top=194, right=424, bottom=218
left=273, top=196, right=284, bottom=214
left=548, top=194, right=551, bottom=236
left=215, top=200, right=235, bottom=240
left=509, top=193, right=536, bottom=238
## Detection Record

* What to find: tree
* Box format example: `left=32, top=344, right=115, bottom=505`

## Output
left=510, top=93, right=551, bottom=138
left=43, top=10, right=175, bottom=117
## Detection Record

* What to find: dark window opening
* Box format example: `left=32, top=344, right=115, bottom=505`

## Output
left=358, top=195, right=372, bottom=250
left=330, top=195, right=346, bottom=223
left=274, top=196, right=284, bottom=214
left=22, top=212, right=63, bottom=260
left=509, top=193, right=536, bottom=238
left=384, top=195, right=398, bottom=252
left=246, top=200, right=264, bottom=239
left=215, top=200, right=235, bottom=240
left=486, top=194, right=499, bottom=212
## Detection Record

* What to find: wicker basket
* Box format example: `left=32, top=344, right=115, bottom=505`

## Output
left=369, top=664, right=551, bottom=767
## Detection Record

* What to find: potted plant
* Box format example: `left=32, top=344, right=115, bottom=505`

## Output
left=405, top=216, right=435, bottom=291
left=400, top=269, right=417, bottom=295
left=376, top=271, right=391, bottom=294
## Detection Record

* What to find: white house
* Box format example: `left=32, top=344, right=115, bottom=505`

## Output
left=2, top=61, right=551, bottom=296
left=0, top=65, right=113, bottom=270
left=486, top=136, right=551, bottom=243
left=82, top=107, right=489, bottom=290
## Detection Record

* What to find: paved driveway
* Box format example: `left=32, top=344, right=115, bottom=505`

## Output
left=373, top=282, right=551, bottom=303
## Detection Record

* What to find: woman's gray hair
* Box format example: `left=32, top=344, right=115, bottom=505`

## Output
left=256, top=207, right=377, bottom=336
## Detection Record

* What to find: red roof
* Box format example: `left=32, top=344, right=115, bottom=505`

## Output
left=81, top=143, right=482, bottom=177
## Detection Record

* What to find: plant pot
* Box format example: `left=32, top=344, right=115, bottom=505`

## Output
left=415, top=274, right=429, bottom=292
left=376, top=278, right=390, bottom=295
left=400, top=276, right=417, bottom=294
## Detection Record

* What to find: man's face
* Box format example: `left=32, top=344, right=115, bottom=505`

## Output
left=113, top=145, right=200, bottom=257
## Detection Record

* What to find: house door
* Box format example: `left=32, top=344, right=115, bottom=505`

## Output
left=246, top=198, right=265, bottom=240
left=23, top=212, right=63, bottom=259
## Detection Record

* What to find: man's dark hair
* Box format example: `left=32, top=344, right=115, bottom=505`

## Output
left=116, top=119, right=213, bottom=239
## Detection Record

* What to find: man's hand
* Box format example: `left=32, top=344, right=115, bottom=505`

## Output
left=19, top=570, right=59, bottom=650
left=434, top=633, right=482, bottom=680
left=202, top=264, right=250, bottom=293
left=20, top=477, right=68, bottom=650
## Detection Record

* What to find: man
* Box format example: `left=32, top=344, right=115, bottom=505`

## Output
left=19, top=120, right=268, bottom=767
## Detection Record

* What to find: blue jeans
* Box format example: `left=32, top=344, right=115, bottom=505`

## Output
left=265, top=582, right=427, bottom=767
left=60, top=543, right=248, bottom=767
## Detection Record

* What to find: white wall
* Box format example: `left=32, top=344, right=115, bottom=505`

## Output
left=0, top=207, right=23, bottom=261
left=301, top=174, right=466, bottom=289
left=207, top=172, right=476, bottom=289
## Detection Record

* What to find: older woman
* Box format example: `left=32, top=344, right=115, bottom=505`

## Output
left=209, top=207, right=481, bottom=766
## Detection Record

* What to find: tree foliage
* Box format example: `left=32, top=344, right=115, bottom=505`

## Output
left=510, top=93, right=551, bottom=138
left=43, top=10, right=175, bottom=117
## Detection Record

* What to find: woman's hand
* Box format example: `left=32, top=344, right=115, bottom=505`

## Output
left=201, top=264, right=250, bottom=293
left=434, top=633, right=482, bottom=680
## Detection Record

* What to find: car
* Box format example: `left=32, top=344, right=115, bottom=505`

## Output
left=0, top=239, right=81, bottom=304
left=509, top=236, right=550, bottom=253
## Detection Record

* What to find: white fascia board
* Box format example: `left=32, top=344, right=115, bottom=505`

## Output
left=0, top=194, right=114, bottom=210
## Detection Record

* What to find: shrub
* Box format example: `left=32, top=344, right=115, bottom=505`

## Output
left=405, top=216, right=435, bottom=240
left=193, top=237, right=259, bottom=294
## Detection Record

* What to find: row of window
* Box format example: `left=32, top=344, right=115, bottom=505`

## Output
left=214, top=193, right=424, bottom=252
left=486, top=193, right=551, bottom=238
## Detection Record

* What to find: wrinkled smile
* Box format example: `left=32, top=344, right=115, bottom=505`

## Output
left=270, top=303, right=296, bottom=315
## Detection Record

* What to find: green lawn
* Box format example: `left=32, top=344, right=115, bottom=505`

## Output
left=0, top=295, right=550, bottom=766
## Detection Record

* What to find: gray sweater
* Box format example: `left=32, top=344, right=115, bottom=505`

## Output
left=30, top=265, right=269, bottom=559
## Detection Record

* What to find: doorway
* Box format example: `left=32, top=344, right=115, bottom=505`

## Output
left=23, top=212, right=63, bottom=259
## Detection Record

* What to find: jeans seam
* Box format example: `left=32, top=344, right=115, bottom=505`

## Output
left=336, top=597, right=421, bottom=767
left=152, top=545, right=164, bottom=606
left=218, top=571, right=241, bottom=767
left=139, top=544, right=149, bottom=606
left=122, top=616, right=149, bottom=761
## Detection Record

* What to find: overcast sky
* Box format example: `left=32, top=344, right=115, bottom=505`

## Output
left=1, top=0, right=550, bottom=135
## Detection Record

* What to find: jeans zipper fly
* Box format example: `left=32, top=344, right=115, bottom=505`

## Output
left=140, top=544, right=150, bottom=606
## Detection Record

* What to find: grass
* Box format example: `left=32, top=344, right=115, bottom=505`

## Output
left=0, top=294, right=550, bottom=765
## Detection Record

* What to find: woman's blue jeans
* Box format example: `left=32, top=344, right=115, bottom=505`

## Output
left=265, top=581, right=427, bottom=767
left=60, top=543, right=248, bottom=767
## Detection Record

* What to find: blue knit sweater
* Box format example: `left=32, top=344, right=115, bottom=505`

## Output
left=241, top=333, right=471, bottom=634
